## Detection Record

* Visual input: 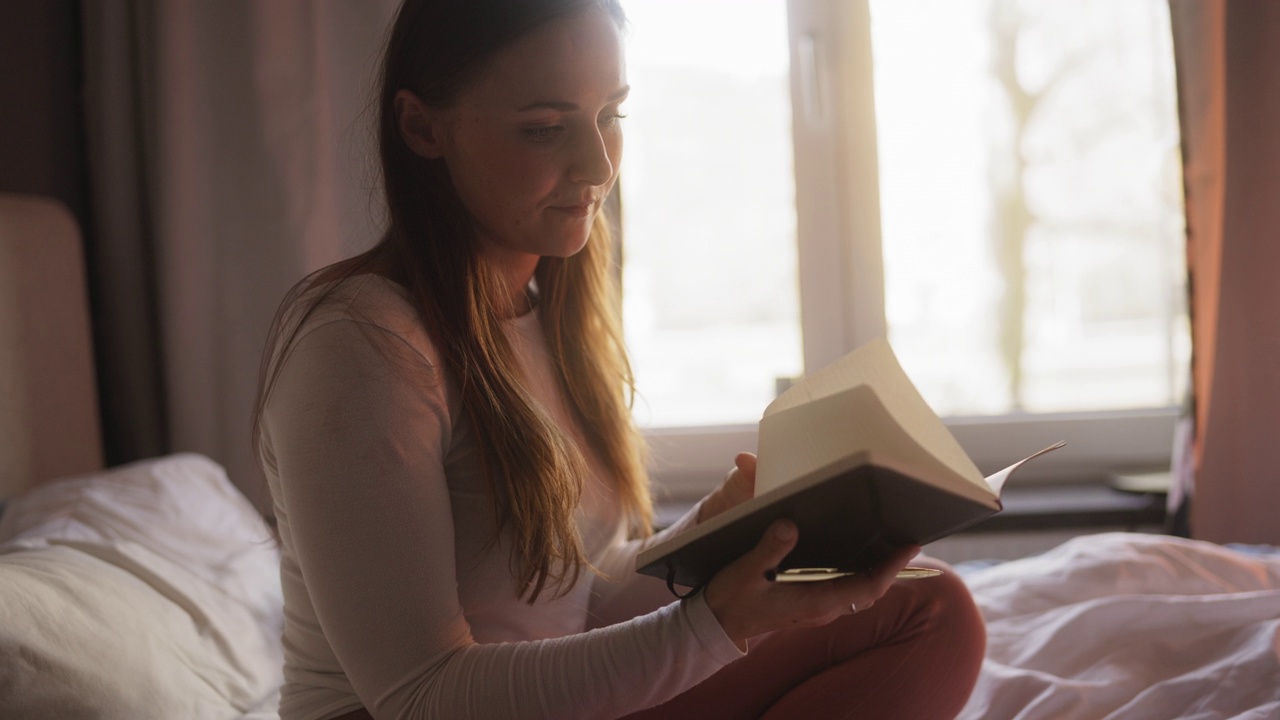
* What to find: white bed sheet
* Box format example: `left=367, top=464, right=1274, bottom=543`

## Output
left=4, top=457, right=1277, bottom=719
left=0, top=454, right=283, bottom=719
left=959, top=532, right=1280, bottom=720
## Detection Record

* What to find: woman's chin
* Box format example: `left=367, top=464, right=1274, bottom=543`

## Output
left=540, top=227, right=593, bottom=258
left=546, top=239, right=590, bottom=258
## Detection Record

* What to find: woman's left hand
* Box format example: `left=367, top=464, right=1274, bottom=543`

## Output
left=698, top=452, right=757, bottom=523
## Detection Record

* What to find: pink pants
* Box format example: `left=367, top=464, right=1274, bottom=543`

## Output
left=620, top=564, right=986, bottom=720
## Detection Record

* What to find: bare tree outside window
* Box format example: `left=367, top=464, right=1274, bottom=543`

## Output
left=873, top=0, right=1188, bottom=416
left=619, top=0, right=1187, bottom=431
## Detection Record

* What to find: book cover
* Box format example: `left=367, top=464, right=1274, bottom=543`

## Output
left=635, top=339, right=1062, bottom=590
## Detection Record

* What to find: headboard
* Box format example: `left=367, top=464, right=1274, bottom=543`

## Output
left=0, top=193, right=103, bottom=498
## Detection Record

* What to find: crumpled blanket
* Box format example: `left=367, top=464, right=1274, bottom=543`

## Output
left=959, top=532, right=1280, bottom=720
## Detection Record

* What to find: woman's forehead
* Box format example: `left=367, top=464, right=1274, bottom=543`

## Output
left=466, top=10, right=627, bottom=111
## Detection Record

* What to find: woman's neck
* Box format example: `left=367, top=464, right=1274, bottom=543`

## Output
left=477, top=241, right=541, bottom=319
left=362, top=238, right=539, bottom=318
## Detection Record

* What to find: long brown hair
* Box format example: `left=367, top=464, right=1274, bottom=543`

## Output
left=254, top=0, right=650, bottom=603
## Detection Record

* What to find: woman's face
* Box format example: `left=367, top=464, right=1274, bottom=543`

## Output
left=425, top=9, right=627, bottom=281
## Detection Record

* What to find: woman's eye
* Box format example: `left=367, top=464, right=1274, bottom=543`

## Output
left=523, top=125, right=564, bottom=142
left=602, top=113, right=628, bottom=127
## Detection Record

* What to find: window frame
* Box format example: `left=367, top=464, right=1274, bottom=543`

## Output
left=638, top=0, right=1183, bottom=500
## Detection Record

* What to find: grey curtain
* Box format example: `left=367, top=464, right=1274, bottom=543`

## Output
left=1169, top=0, right=1280, bottom=544
left=80, top=1, right=398, bottom=509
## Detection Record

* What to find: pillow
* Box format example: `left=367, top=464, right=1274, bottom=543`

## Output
left=0, top=454, right=283, bottom=719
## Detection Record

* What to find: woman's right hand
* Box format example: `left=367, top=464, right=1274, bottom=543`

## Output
left=702, top=519, right=920, bottom=648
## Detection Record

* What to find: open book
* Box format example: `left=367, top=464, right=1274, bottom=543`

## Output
left=636, top=338, right=1063, bottom=590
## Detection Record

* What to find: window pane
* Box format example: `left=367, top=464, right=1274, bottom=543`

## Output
left=869, top=0, right=1189, bottom=416
left=619, top=0, right=801, bottom=427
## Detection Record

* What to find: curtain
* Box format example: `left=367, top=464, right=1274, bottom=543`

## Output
left=81, top=1, right=399, bottom=510
left=1169, top=0, right=1280, bottom=544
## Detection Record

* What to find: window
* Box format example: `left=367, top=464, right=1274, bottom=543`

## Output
left=619, top=0, right=1188, bottom=498
left=620, top=1, right=801, bottom=429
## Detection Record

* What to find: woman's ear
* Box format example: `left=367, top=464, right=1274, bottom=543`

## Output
left=395, top=90, right=448, bottom=159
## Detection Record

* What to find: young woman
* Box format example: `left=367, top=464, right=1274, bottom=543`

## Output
left=255, top=1, right=986, bottom=718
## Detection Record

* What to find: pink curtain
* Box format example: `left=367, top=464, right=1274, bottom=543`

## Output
left=81, top=1, right=398, bottom=509
left=1169, top=0, right=1280, bottom=544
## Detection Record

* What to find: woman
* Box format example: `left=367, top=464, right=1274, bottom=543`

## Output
left=255, top=1, right=986, bottom=718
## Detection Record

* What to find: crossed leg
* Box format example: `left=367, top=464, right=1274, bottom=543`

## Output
left=620, top=561, right=986, bottom=720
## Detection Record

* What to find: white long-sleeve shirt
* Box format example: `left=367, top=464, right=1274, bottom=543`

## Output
left=259, top=274, right=742, bottom=720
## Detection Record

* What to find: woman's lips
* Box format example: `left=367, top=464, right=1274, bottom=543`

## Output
left=549, top=203, right=593, bottom=218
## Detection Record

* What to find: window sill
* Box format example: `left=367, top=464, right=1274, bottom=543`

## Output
left=645, top=407, right=1181, bottom=502
left=967, top=483, right=1166, bottom=532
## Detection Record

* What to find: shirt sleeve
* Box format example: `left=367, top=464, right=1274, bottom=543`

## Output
left=586, top=502, right=708, bottom=629
left=264, top=318, right=742, bottom=720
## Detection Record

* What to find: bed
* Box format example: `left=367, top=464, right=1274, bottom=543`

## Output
left=956, top=534, right=1280, bottom=719
left=0, top=193, right=284, bottom=718
left=2, top=192, right=1278, bottom=719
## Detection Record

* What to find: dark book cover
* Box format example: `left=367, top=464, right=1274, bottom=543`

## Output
left=636, top=452, right=1002, bottom=590
left=634, top=338, right=1064, bottom=591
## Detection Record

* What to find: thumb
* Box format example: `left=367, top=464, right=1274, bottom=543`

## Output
left=743, top=519, right=797, bottom=576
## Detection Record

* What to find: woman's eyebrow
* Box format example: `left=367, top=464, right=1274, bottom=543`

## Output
left=516, top=85, right=630, bottom=112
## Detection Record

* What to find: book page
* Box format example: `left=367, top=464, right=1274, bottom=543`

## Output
left=755, top=385, right=982, bottom=499
left=758, top=338, right=986, bottom=495
left=984, top=440, right=1067, bottom=496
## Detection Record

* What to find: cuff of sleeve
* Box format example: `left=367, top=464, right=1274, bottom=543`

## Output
left=632, top=499, right=707, bottom=559
left=683, top=589, right=747, bottom=664
left=655, top=498, right=706, bottom=541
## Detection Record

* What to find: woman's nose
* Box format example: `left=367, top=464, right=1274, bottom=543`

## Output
left=569, top=127, right=615, bottom=186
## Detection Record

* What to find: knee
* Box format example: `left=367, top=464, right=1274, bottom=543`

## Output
left=918, top=558, right=978, bottom=609
left=888, top=563, right=988, bottom=716
left=915, top=562, right=987, bottom=661
left=884, top=556, right=985, bottom=643
left=913, top=556, right=981, bottom=613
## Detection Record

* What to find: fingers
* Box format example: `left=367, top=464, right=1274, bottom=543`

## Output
left=704, top=519, right=799, bottom=643
left=706, top=526, right=923, bottom=644
left=700, top=454, right=759, bottom=523
left=710, top=518, right=798, bottom=592
left=876, top=544, right=923, bottom=582
left=747, top=519, right=798, bottom=579
left=836, top=544, right=921, bottom=605
left=719, top=453, right=758, bottom=510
